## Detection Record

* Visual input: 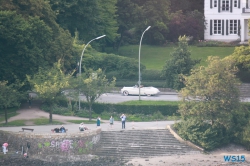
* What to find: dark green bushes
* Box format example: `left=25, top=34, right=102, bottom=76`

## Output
left=41, top=99, right=179, bottom=117
left=174, top=119, right=230, bottom=150
left=174, top=103, right=250, bottom=151
left=77, top=102, right=179, bottom=116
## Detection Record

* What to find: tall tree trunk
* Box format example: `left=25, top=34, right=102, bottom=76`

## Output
left=4, top=107, right=8, bottom=124
left=49, top=105, right=52, bottom=123
left=89, top=104, right=92, bottom=121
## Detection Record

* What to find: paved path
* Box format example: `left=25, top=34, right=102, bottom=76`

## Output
left=0, top=100, right=175, bottom=133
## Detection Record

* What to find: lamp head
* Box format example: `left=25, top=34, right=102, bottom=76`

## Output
left=95, top=35, right=106, bottom=40
left=146, top=26, right=151, bottom=31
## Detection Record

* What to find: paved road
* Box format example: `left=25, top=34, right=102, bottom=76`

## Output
left=81, top=93, right=180, bottom=103
left=81, top=93, right=250, bottom=104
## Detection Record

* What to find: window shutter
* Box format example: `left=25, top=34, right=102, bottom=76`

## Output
left=218, top=0, right=221, bottom=12
left=210, top=20, right=213, bottom=35
left=238, top=20, right=241, bottom=36
left=226, top=20, right=228, bottom=35
left=230, top=0, right=233, bottom=12
left=222, top=20, right=224, bottom=35
left=210, top=0, right=213, bottom=8
left=238, top=0, right=241, bottom=8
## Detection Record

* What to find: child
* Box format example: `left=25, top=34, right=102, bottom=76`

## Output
left=109, top=116, right=114, bottom=128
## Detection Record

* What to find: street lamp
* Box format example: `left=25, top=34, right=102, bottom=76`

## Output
left=78, top=35, right=106, bottom=110
left=139, top=26, right=151, bottom=101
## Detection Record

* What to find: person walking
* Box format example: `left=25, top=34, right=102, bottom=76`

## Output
left=109, top=116, right=114, bottom=128
left=120, top=114, right=126, bottom=129
left=96, top=116, right=101, bottom=127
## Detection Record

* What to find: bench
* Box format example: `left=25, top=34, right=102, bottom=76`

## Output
left=22, top=128, right=34, bottom=132
left=51, top=129, right=68, bottom=133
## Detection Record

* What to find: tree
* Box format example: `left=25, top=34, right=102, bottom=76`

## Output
left=174, top=56, right=241, bottom=150
left=161, top=36, right=200, bottom=90
left=48, top=0, right=118, bottom=48
left=179, top=56, right=240, bottom=127
left=229, top=43, right=250, bottom=82
left=0, top=81, right=23, bottom=124
left=77, top=68, right=116, bottom=120
left=27, top=61, right=74, bottom=123
left=115, top=0, right=142, bottom=48
left=0, top=1, right=74, bottom=86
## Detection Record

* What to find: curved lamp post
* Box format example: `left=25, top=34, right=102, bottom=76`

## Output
left=79, top=35, right=106, bottom=110
left=139, top=26, right=151, bottom=101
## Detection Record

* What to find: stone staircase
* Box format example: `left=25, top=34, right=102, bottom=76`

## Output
left=95, top=129, right=200, bottom=159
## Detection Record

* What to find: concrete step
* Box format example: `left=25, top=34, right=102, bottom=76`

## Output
left=95, top=129, right=201, bottom=159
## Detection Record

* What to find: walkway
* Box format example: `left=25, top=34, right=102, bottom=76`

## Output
left=0, top=100, right=175, bottom=133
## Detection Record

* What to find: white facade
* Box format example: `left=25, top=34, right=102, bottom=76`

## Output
left=204, top=0, right=250, bottom=42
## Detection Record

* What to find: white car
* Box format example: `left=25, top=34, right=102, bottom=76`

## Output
left=121, top=85, right=160, bottom=96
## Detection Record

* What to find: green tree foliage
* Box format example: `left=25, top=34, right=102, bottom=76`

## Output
left=117, top=0, right=170, bottom=45
left=0, top=1, right=74, bottom=85
left=76, top=68, right=116, bottom=120
left=174, top=118, right=230, bottom=150
left=48, top=0, right=118, bottom=47
left=82, top=52, right=145, bottom=79
left=161, top=36, right=200, bottom=90
left=27, top=61, right=74, bottom=123
left=0, top=81, right=23, bottom=123
left=115, top=0, right=141, bottom=48
left=174, top=56, right=241, bottom=150
left=179, top=56, right=240, bottom=127
left=229, top=44, right=250, bottom=82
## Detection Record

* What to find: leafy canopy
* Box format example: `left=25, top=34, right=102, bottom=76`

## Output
left=77, top=68, right=116, bottom=120
left=27, top=60, right=74, bottom=122
left=179, top=56, right=240, bottom=127
left=161, top=35, right=200, bottom=90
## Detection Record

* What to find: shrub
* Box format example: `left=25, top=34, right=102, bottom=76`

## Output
left=196, top=40, right=240, bottom=47
left=174, top=119, right=230, bottom=150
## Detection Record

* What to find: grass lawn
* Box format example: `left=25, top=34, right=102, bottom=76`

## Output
left=0, top=120, right=26, bottom=127
left=115, top=45, right=235, bottom=70
left=33, top=118, right=62, bottom=125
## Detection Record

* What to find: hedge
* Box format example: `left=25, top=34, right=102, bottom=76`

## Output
left=57, top=99, right=179, bottom=116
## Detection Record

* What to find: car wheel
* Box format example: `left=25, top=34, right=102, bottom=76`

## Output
left=123, top=91, right=129, bottom=96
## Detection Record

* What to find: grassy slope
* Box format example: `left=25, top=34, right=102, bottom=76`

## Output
left=116, top=45, right=235, bottom=70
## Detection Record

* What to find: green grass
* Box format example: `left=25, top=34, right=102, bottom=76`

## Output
left=116, top=45, right=235, bottom=70
left=120, top=100, right=179, bottom=105
left=33, top=118, right=62, bottom=125
left=67, top=120, right=96, bottom=124
left=166, top=115, right=181, bottom=121
left=0, top=120, right=26, bottom=127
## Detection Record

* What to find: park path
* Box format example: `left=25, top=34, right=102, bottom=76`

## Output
left=1, top=100, right=98, bottom=125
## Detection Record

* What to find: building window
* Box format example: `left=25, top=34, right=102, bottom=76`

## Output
left=214, top=0, right=217, bottom=7
left=222, top=0, right=230, bottom=11
left=234, top=0, right=237, bottom=7
left=229, top=20, right=238, bottom=34
left=214, top=20, right=222, bottom=34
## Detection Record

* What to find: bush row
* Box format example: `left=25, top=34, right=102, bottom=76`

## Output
left=56, top=99, right=179, bottom=116
left=116, top=80, right=166, bottom=88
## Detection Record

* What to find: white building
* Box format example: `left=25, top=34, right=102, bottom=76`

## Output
left=204, top=0, right=250, bottom=42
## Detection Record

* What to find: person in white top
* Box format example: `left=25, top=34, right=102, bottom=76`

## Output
left=120, top=114, right=126, bottom=129
left=79, top=122, right=88, bottom=131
